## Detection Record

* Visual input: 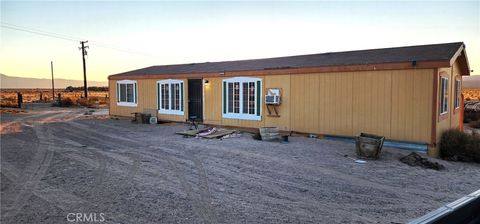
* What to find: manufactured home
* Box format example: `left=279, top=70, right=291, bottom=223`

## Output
left=109, top=42, right=470, bottom=156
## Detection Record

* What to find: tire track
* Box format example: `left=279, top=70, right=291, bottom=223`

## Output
left=192, top=156, right=218, bottom=224
left=60, top=120, right=218, bottom=223
left=0, top=161, right=153, bottom=224
left=2, top=124, right=54, bottom=218
left=2, top=109, right=155, bottom=223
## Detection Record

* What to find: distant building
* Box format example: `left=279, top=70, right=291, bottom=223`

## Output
left=108, top=42, right=470, bottom=156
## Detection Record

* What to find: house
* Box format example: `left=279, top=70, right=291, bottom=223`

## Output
left=108, top=42, right=470, bottom=156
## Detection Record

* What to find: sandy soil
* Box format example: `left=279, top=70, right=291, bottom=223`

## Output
left=1, top=104, right=479, bottom=223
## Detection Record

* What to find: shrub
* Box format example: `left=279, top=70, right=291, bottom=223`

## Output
left=439, top=129, right=480, bottom=163
left=55, top=97, right=73, bottom=107
left=471, top=120, right=480, bottom=129
left=77, top=97, right=100, bottom=108
left=464, top=111, right=480, bottom=123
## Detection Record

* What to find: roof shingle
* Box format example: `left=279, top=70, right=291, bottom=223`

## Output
left=110, top=42, right=464, bottom=78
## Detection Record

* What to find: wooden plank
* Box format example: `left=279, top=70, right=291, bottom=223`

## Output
left=176, top=128, right=209, bottom=136
left=202, top=129, right=236, bottom=139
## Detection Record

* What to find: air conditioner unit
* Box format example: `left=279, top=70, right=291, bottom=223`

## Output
left=149, top=116, right=158, bottom=124
left=265, top=95, right=281, bottom=105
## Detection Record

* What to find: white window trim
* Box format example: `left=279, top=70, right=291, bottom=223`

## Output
left=454, top=79, right=461, bottom=109
left=222, top=77, right=262, bottom=121
left=116, top=80, right=137, bottom=107
left=157, top=79, right=184, bottom=115
left=440, top=77, right=448, bottom=115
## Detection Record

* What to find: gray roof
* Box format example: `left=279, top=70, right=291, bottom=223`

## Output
left=110, top=42, right=464, bottom=77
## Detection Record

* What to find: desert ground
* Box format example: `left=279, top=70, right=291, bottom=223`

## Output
left=0, top=89, right=108, bottom=107
left=1, top=104, right=479, bottom=224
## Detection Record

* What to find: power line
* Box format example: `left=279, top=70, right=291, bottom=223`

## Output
left=0, top=22, right=156, bottom=57
left=1, top=23, right=81, bottom=42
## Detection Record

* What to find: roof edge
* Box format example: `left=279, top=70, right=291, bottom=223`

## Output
left=108, top=60, right=450, bottom=80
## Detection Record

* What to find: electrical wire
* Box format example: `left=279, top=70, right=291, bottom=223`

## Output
left=0, top=22, right=157, bottom=57
left=1, top=22, right=81, bottom=42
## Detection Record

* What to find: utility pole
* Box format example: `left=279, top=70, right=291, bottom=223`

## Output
left=79, top=41, right=89, bottom=98
left=51, top=61, right=55, bottom=101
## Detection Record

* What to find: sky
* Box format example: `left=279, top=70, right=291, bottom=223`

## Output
left=0, top=1, right=479, bottom=82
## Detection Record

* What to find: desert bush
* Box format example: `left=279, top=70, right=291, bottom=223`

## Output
left=53, top=97, right=73, bottom=107
left=464, top=111, right=480, bottom=123
left=440, top=129, right=480, bottom=163
left=77, top=97, right=100, bottom=108
left=471, top=120, right=480, bottom=129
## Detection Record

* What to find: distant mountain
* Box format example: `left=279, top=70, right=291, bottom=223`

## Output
left=0, top=74, right=107, bottom=89
left=463, top=75, right=480, bottom=89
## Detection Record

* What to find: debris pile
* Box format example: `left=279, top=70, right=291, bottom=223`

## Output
left=176, top=127, right=239, bottom=139
left=400, top=152, right=445, bottom=170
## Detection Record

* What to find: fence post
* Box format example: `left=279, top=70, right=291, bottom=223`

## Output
left=17, top=92, right=23, bottom=108
left=57, top=93, right=61, bottom=103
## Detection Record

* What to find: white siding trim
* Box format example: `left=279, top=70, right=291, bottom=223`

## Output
left=222, top=77, right=262, bottom=121
left=157, top=79, right=185, bottom=115
left=116, top=80, right=137, bottom=107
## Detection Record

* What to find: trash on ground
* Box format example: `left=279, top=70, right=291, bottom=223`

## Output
left=176, top=127, right=237, bottom=139
left=335, top=151, right=367, bottom=164
left=344, top=154, right=367, bottom=164
left=354, top=159, right=367, bottom=164
left=355, top=133, right=385, bottom=159
left=198, top=127, right=216, bottom=137
left=200, top=128, right=236, bottom=139
left=220, top=132, right=241, bottom=139
left=400, top=152, right=445, bottom=170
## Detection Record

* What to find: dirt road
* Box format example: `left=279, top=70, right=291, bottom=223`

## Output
left=1, top=105, right=479, bottom=223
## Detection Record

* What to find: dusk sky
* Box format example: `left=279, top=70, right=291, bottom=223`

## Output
left=1, top=1, right=479, bottom=82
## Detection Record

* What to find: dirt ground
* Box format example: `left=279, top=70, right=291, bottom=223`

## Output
left=1, top=104, right=479, bottom=224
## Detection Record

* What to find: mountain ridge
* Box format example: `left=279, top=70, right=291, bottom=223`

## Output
left=463, top=75, right=480, bottom=89
left=0, top=74, right=107, bottom=89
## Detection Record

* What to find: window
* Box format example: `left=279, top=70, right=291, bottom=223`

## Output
left=454, top=79, right=461, bottom=109
left=439, top=77, right=448, bottom=114
left=223, top=77, right=261, bottom=120
left=116, top=80, right=137, bottom=107
left=157, top=79, right=184, bottom=115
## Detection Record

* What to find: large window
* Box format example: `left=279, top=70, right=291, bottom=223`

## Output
left=223, top=77, right=261, bottom=120
left=157, top=79, right=184, bottom=115
left=454, top=78, right=461, bottom=109
left=440, top=76, right=448, bottom=114
left=116, top=80, right=137, bottom=107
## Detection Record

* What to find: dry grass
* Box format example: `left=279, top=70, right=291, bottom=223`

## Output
left=463, top=88, right=480, bottom=101
left=0, top=89, right=109, bottom=107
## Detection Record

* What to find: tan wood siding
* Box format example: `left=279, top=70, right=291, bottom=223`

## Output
left=289, top=69, right=432, bottom=143
left=109, top=78, right=187, bottom=122
left=264, top=75, right=291, bottom=130
left=435, top=58, right=464, bottom=151
left=110, top=69, right=435, bottom=145
left=203, top=77, right=223, bottom=125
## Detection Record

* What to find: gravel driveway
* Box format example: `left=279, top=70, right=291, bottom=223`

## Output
left=1, top=105, right=479, bottom=223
